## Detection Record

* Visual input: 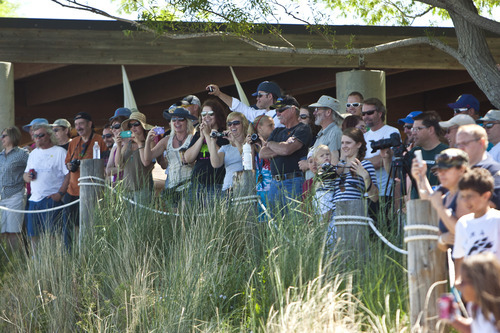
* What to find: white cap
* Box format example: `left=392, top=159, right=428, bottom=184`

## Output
left=439, top=114, right=475, bottom=128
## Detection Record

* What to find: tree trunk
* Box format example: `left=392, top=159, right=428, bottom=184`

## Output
left=449, top=0, right=500, bottom=109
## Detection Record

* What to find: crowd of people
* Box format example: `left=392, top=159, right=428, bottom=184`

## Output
left=1, top=81, right=500, bottom=330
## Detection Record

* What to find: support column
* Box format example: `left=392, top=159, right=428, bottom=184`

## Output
left=0, top=62, right=14, bottom=149
left=336, top=70, right=386, bottom=115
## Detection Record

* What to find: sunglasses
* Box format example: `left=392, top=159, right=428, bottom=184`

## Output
left=201, top=111, right=214, bottom=116
left=227, top=120, right=241, bottom=126
left=128, top=121, right=142, bottom=128
left=454, top=107, right=469, bottom=114
left=256, top=93, right=270, bottom=98
left=299, top=114, right=310, bottom=119
left=484, top=122, right=499, bottom=129
left=346, top=102, right=362, bottom=108
left=362, top=110, right=377, bottom=116
left=102, top=133, right=114, bottom=139
left=277, top=106, right=293, bottom=113
left=111, top=124, right=122, bottom=130
left=33, top=133, right=46, bottom=139
left=171, top=117, right=186, bottom=122
left=403, top=125, right=413, bottom=130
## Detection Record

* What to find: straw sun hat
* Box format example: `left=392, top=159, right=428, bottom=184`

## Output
left=121, top=112, right=153, bottom=131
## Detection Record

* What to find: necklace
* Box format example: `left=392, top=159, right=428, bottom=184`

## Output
left=174, top=134, right=187, bottom=145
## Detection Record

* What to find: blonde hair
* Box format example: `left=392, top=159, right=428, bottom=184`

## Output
left=227, top=112, right=249, bottom=134
left=313, top=144, right=331, bottom=163
left=170, top=118, right=195, bottom=136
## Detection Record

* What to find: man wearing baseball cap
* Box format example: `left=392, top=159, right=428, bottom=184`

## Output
left=448, top=94, right=480, bottom=120
left=398, top=111, right=422, bottom=149
left=477, top=109, right=500, bottom=162
left=206, top=80, right=284, bottom=128
left=438, top=114, right=476, bottom=148
left=51, top=118, right=72, bottom=150
left=63, top=112, right=108, bottom=245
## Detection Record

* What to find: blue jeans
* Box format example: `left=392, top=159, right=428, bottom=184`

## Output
left=27, top=197, right=63, bottom=237
left=268, top=177, right=304, bottom=210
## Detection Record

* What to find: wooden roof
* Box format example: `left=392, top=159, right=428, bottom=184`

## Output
left=1, top=18, right=498, bottom=136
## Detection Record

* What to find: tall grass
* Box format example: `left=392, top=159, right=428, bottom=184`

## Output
left=0, top=185, right=409, bottom=332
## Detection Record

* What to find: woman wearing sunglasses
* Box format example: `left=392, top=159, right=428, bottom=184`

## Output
left=144, top=108, right=197, bottom=203
left=184, top=99, right=229, bottom=198
left=106, top=115, right=130, bottom=183
left=115, top=112, right=156, bottom=203
left=206, top=112, right=248, bottom=192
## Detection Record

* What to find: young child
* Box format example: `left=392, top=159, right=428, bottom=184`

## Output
left=453, top=168, right=500, bottom=280
left=313, top=145, right=336, bottom=225
left=302, top=150, right=317, bottom=201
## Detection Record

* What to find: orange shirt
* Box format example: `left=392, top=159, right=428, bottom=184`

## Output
left=65, top=134, right=108, bottom=196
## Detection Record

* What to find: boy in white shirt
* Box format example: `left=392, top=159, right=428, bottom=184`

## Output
left=453, top=167, right=500, bottom=280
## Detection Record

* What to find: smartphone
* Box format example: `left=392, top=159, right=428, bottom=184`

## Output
left=120, top=130, right=132, bottom=138
left=152, top=127, right=165, bottom=135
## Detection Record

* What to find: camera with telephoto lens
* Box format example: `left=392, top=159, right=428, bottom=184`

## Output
left=69, top=159, right=80, bottom=173
left=370, top=132, right=406, bottom=157
left=250, top=133, right=261, bottom=144
left=318, top=162, right=339, bottom=180
left=210, top=131, right=225, bottom=138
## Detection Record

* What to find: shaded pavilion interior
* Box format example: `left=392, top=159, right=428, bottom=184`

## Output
left=1, top=18, right=498, bottom=143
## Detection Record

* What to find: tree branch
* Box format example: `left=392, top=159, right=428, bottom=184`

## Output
left=418, top=0, right=500, bottom=35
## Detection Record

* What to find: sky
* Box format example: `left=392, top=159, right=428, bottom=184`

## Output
left=11, top=0, right=500, bottom=27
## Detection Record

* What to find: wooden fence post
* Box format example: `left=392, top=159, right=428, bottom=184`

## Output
left=79, top=159, right=105, bottom=249
left=335, top=199, right=369, bottom=261
left=406, top=199, right=447, bottom=332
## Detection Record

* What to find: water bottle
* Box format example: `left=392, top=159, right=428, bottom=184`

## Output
left=93, top=141, right=100, bottom=159
left=242, top=143, right=252, bottom=170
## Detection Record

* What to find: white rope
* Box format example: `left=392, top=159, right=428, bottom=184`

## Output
left=334, top=221, right=369, bottom=227
left=404, top=225, right=440, bottom=233
left=335, top=215, right=373, bottom=222
left=0, top=198, right=80, bottom=214
left=120, top=195, right=180, bottom=216
left=404, top=235, right=440, bottom=243
left=232, top=195, right=260, bottom=202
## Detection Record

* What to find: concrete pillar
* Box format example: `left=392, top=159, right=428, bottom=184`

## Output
left=0, top=62, right=14, bottom=149
left=336, top=70, right=386, bottom=115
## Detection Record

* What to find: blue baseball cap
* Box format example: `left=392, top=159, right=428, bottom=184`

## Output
left=22, top=118, right=49, bottom=133
left=109, top=107, right=132, bottom=122
left=398, top=111, right=422, bottom=124
left=252, top=81, right=281, bottom=98
left=448, top=94, right=480, bottom=112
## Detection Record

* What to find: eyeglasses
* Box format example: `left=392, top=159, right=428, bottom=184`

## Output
left=362, top=110, right=377, bottom=116
left=171, top=117, right=186, bottom=122
left=111, top=124, right=122, bottom=130
left=314, top=107, right=329, bottom=112
left=128, top=121, right=142, bottom=128
left=256, top=93, right=270, bottom=98
left=201, top=111, right=214, bottom=116
left=227, top=120, right=241, bottom=127
left=484, top=122, right=500, bottom=129
left=1, top=134, right=8, bottom=139
left=456, top=138, right=480, bottom=148
left=299, top=114, right=310, bottom=119
left=403, top=125, right=413, bottom=130
left=411, top=126, right=428, bottom=132
left=346, top=103, right=362, bottom=108
left=454, top=107, right=469, bottom=114
left=102, top=133, right=114, bottom=139
left=33, top=133, right=46, bottom=139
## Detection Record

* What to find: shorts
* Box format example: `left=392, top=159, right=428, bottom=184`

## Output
left=0, top=190, right=26, bottom=233
left=27, top=197, right=63, bottom=237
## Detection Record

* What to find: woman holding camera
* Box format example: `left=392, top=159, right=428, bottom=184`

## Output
left=184, top=99, right=229, bottom=198
left=144, top=108, right=196, bottom=202
left=206, top=112, right=248, bottom=193
left=331, top=127, right=379, bottom=210
left=116, top=112, right=156, bottom=204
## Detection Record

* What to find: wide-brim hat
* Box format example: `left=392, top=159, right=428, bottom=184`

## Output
left=477, top=109, right=500, bottom=123
left=309, top=95, right=341, bottom=116
left=163, top=107, right=198, bottom=121
left=438, top=114, right=475, bottom=128
left=121, top=112, right=153, bottom=131
left=22, top=118, right=49, bottom=132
